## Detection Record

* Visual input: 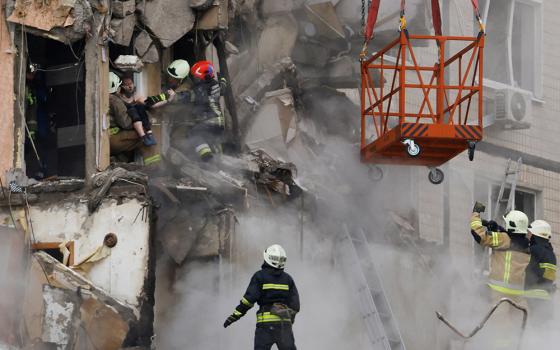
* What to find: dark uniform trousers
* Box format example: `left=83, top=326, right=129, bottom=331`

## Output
left=255, top=324, right=296, bottom=350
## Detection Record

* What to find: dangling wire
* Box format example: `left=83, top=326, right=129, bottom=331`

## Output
left=361, top=0, right=366, bottom=31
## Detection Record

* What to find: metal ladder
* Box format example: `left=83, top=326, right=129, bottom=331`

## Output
left=493, top=157, right=522, bottom=219
left=336, top=225, right=406, bottom=350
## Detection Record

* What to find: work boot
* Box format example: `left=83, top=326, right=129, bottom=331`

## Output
left=142, top=134, right=157, bottom=146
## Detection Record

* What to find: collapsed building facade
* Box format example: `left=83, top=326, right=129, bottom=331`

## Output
left=0, top=0, right=559, bottom=349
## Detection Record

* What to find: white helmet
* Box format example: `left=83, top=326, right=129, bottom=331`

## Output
left=503, top=210, right=529, bottom=234
left=109, top=72, right=121, bottom=94
left=528, top=220, right=552, bottom=240
left=263, top=244, right=287, bottom=269
left=167, top=59, right=190, bottom=80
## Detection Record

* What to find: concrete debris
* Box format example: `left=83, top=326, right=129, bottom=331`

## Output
left=134, top=30, right=159, bottom=63
left=189, top=0, right=214, bottom=10
left=303, top=2, right=346, bottom=40
left=257, top=15, right=298, bottom=71
left=236, top=58, right=297, bottom=131
left=23, top=252, right=135, bottom=350
left=110, top=14, right=136, bottom=46
left=224, top=40, right=239, bottom=55
left=245, top=88, right=298, bottom=159
left=195, top=0, right=228, bottom=30
left=113, top=55, right=144, bottom=72
left=291, top=39, right=331, bottom=67
left=140, top=0, right=195, bottom=47
left=249, top=149, right=300, bottom=196
left=27, top=178, right=85, bottom=193
left=7, top=0, right=75, bottom=32
left=164, top=147, right=247, bottom=197
left=112, top=0, right=136, bottom=18
left=160, top=208, right=235, bottom=264
left=261, top=0, right=299, bottom=16
left=88, top=167, right=148, bottom=212
left=141, top=44, right=159, bottom=64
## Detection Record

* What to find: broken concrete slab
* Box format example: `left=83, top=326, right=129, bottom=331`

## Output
left=291, top=39, right=330, bottom=67
left=8, top=0, right=75, bottom=32
left=188, top=209, right=236, bottom=259
left=134, top=30, right=152, bottom=57
left=159, top=210, right=206, bottom=264
left=112, top=0, right=135, bottom=18
left=237, top=58, right=297, bottom=130
left=189, top=0, right=214, bottom=10
left=110, top=14, right=136, bottom=47
left=114, top=55, right=144, bottom=72
left=196, top=0, right=228, bottom=30
left=41, top=285, right=79, bottom=349
left=23, top=252, right=136, bottom=349
left=261, top=0, right=299, bottom=16
left=257, top=15, right=298, bottom=71
left=141, top=44, right=159, bottom=64
left=245, top=88, right=298, bottom=160
left=165, top=147, right=247, bottom=198
left=140, top=0, right=195, bottom=47
left=304, top=2, right=345, bottom=40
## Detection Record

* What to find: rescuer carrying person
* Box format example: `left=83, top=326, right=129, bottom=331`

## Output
left=223, top=244, right=299, bottom=350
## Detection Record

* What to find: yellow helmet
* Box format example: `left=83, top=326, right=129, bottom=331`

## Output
left=167, top=59, right=190, bottom=80
left=528, top=220, right=552, bottom=240
left=503, top=210, right=529, bottom=234
left=109, top=72, right=121, bottom=94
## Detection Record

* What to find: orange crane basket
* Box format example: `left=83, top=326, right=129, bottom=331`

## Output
left=360, top=30, right=484, bottom=167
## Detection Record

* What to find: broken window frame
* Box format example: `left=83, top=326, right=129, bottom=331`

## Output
left=31, top=241, right=75, bottom=266
left=478, top=0, right=543, bottom=98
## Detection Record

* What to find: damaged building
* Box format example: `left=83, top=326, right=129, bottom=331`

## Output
left=1, top=0, right=560, bottom=349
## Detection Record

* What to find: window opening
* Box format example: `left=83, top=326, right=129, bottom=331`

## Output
left=24, top=34, right=85, bottom=179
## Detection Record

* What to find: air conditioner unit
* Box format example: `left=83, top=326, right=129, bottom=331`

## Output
left=483, top=80, right=532, bottom=130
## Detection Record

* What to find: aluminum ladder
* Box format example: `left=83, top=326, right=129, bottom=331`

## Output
left=336, top=225, right=406, bottom=350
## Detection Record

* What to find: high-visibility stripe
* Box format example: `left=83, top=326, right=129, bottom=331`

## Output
left=109, top=127, right=121, bottom=135
left=489, top=283, right=551, bottom=300
left=503, top=251, right=512, bottom=284
left=241, top=297, right=253, bottom=307
left=492, top=232, right=499, bottom=247
left=233, top=310, right=242, bottom=316
left=539, top=263, right=557, bottom=271
left=470, top=220, right=482, bottom=229
left=262, top=284, right=289, bottom=291
left=144, top=154, right=161, bottom=165
left=256, top=312, right=292, bottom=323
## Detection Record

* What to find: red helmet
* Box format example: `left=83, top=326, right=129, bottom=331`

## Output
left=191, top=60, right=215, bottom=80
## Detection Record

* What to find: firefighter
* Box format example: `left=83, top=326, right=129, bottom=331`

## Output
left=223, top=244, right=299, bottom=350
left=108, top=72, right=160, bottom=166
left=525, top=219, right=557, bottom=320
left=144, top=59, right=192, bottom=107
left=181, top=60, right=226, bottom=161
left=470, top=204, right=530, bottom=349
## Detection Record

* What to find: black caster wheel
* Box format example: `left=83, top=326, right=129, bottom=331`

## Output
left=367, top=165, right=384, bottom=182
left=468, top=141, right=477, bottom=161
left=428, top=168, right=444, bottom=185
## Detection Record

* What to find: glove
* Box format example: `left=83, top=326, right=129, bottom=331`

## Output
left=473, top=201, right=486, bottom=213
left=144, top=93, right=168, bottom=107
left=223, top=314, right=239, bottom=328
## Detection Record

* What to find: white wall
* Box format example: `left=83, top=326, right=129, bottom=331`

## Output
left=25, top=198, right=151, bottom=315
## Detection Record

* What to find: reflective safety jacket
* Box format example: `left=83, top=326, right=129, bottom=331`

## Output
left=232, top=263, right=300, bottom=326
left=525, top=237, right=557, bottom=298
left=470, top=212, right=530, bottom=296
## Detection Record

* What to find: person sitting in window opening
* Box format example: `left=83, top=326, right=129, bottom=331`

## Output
left=108, top=72, right=160, bottom=166
left=116, top=75, right=156, bottom=147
